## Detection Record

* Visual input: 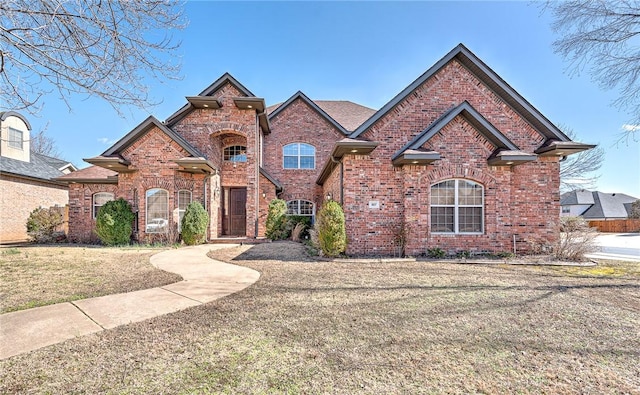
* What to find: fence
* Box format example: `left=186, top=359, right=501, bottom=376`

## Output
left=588, top=219, right=640, bottom=233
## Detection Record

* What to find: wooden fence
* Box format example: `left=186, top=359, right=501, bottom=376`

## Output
left=588, top=219, right=640, bottom=233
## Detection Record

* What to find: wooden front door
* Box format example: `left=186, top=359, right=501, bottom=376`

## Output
left=228, top=188, right=247, bottom=236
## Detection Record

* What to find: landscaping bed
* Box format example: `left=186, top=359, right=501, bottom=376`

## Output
left=1, top=241, right=638, bottom=393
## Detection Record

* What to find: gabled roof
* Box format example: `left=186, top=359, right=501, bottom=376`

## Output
left=101, top=116, right=203, bottom=158
left=268, top=91, right=350, bottom=135
left=350, top=43, right=571, bottom=143
left=582, top=191, right=638, bottom=219
left=55, top=165, right=118, bottom=184
left=392, top=101, right=519, bottom=161
left=561, top=189, right=596, bottom=206
left=165, top=73, right=255, bottom=126
left=0, top=151, right=74, bottom=183
left=267, top=99, right=376, bottom=133
left=260, top=167, right=283, bottom=192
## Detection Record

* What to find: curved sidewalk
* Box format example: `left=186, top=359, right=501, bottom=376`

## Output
left=0, top=244, right=260, bottom=360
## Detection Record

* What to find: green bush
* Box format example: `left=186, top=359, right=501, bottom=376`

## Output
left=426, top=247, right=446, bottom=259
left=265, top=199, right=288, bottom=240
left=181, top=201, right=209, bottom=245
left=317, top=200, right=346, bottom=257
left=26, top=207, right=64, bottom=243
left=95, top=198, right=134, bottom=246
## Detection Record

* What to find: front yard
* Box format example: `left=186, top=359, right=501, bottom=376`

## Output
left=0, top=245, right=182, bottom=313
left=1, top=242, right=639, bottom=393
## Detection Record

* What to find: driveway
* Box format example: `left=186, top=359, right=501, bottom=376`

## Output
left=588, top=233, right=640, bottom=261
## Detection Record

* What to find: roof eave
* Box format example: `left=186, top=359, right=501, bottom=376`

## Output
left=535, top=140, right=596, bottom=156
left=392, top=151, right=440, bottom=167
left=174, top=157, right=217, bottom=174
left=84, top=156, right=134, bottom=173
left=331, top=139, right=379, bottom=159
left=186, top=96, right=222, bottom=109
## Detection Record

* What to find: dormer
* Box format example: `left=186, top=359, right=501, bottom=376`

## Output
left=0, top=111, right=31, bottom=162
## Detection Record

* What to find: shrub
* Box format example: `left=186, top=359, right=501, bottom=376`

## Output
left=554, top=216, right=598, bottom=261
left=287, top=215, right=311, bottom=240
left=426, top=247, right=446, bottom=259
left=291, top=222, right=306, bottom=242
left=265, top=199, right=288, bottom=240
left=629, top=199, right=640, bottom=219
left=95, top=198, right=134, bottom=246
left=26, top=206, right=64, bottom=243
left=181, top=201, right=209, bottom=245
left=317, top=200, right=346, bottom=257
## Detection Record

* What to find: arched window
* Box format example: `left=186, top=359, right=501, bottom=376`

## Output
left=223, top=146, right=247, bottom=162
left=287, top=199, right=315, bottom=220
left=283, top=143, right=315, bottom=169
left=177, top=190, right=192, bottom=232
left=92, top=192, right=114, bottom=218
left=146, top=188, right=169, bottom=233
left=430, top=179, right=483, bottom=234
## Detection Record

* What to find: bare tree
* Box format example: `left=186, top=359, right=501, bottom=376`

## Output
left=0, top=0, right=186, bottom=114
left=544, top=0, right=640, bottom=141
left=559, top=127, right=604, bottom=192
left=30, top=123, right=62, bottom=158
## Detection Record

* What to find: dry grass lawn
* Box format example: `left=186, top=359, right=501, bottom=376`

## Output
left=1, top=241, right=639, bottom=394
left=0, top=245, right=182, bottom=313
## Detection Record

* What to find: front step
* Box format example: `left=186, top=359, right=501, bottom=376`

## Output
left=207, top=237, right=270, bottom=245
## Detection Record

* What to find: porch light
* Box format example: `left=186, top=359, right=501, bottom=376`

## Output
left=203, top=104, right=209, bottom=108
left=505, top=161, right=513, bottom=165
left=350, top=149, right=358, bottom=153
left=262, top=191, right=266, bottom=199
left=247, top=105, right=252, bottom=109
left=326, top=193, right=332, bottom=200
left=411, top=160, right=419, bottom=164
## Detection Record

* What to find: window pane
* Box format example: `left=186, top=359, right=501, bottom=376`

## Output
left=146, top=188, right=168, bottom=233
left=286, top=200, right=299, bottom=215
left=299, top=144, right=315, bottom=156
left=284, top=156, right=298, bottom=169
left=178, top=190, right=191, bottom=210
left=299, top=156, right=314, bottom=169
left=283, top=144, right=299, bottom=156
left=224, top=146, right=247, bottom=162
left=93, top=192, right=114, bottom=219
left=431, top=207, right=454, bottom=233
left=299, top=201, right=314, bottom=215
left=8, top=128, right=23, bottom=149
left=458, top=181, right=483, bottom=205
left=458, top=207, right=483, bottom=233
left=431, top=180, right=455, bottom=205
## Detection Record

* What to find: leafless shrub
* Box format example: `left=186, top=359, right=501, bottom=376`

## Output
left=554, top=216, right=599, bottom=261
left=291, top=222, right=306, bottom=243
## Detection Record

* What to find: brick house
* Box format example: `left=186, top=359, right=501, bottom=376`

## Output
left=1, top=111, right=77, bottom=243
left=57, top=44, right=593, bottom=255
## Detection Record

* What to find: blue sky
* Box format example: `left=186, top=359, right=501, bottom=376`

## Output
left=24, top=1, right=640, bottom=197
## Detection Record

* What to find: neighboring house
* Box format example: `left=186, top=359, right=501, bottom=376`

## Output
left=57, top=44, right=593, bottom=255
left=0, top=111, right=77, bottom=243
left=561, top=190, right=639, bottom=220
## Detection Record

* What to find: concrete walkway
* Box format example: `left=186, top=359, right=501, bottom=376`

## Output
left=0, top=244, right=260, bottom=360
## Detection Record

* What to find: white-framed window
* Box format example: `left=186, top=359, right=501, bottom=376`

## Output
left=146, top=188, right=169, bottom=233
left=8, top=127, right=23, bottom=150
left=430, top=179, right=483, bottom=234
left=223, top=145, right=247, bottom=162
left=561, top=206, right=570, bottom=214
left=177, top=190, right=192, bottom=232
left=283, top=143, right=315, bottom=169
left=287, top=199, right=315, bottom=220
left=92, top=192, right=114, bottom=219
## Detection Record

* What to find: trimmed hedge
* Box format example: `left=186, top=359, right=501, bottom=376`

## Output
left=265, top=199, right=288, bottom=240
left=95, top=198, right=134, bottom=246
left=317, top=200, right=346, bottom=257
left=181, top=201, right=209, bottom=245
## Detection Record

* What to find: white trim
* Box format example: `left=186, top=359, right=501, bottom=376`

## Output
left=430, top=179, right=484, bottom=234
left=283, top=142, right=316, bottom=170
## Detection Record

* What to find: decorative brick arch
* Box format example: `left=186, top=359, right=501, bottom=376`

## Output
left=207, top=122, right=250, bottom=138
left=141, top=178, right=174, bottom=191
left=425, top=164, right=497, bottom=188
